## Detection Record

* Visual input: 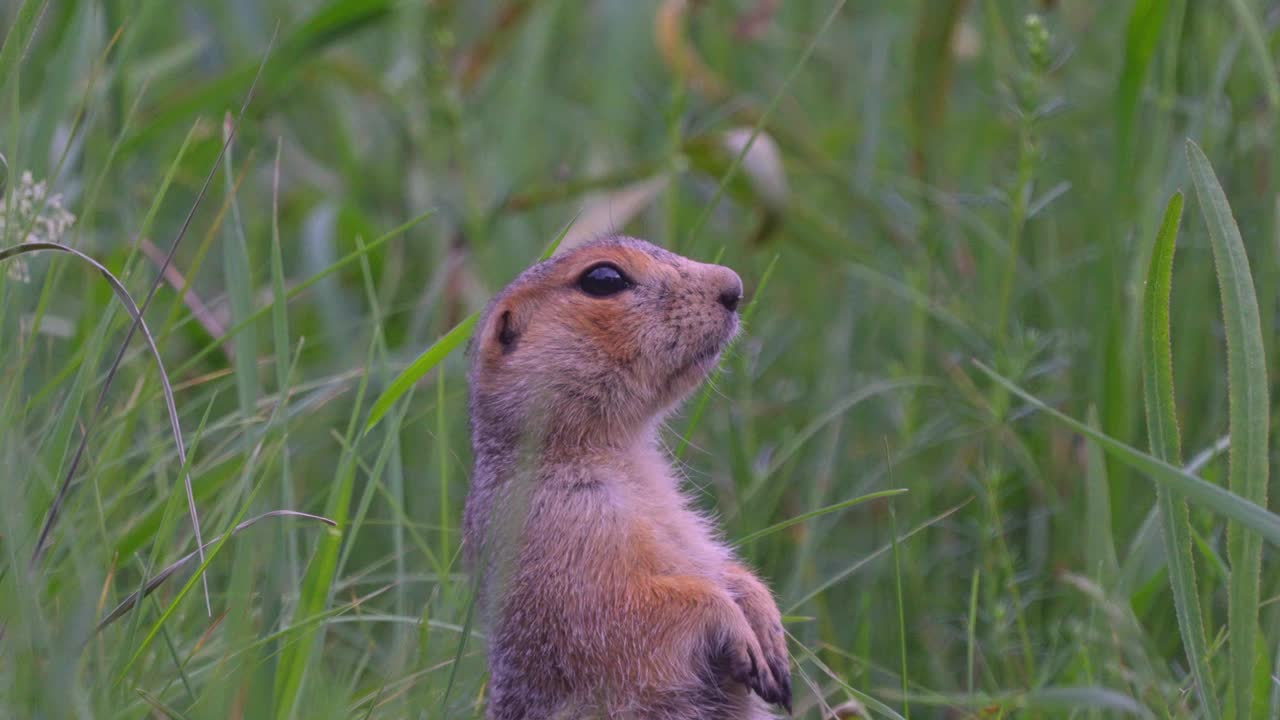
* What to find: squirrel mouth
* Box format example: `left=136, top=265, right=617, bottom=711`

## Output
left=669, top=337, right=729, bottom=385
left=665, top=317, right=738, bottom=388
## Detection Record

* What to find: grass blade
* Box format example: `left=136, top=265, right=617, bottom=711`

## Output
left=1225, top=0, right=1280, bottom=109
left=31, top=29, right=277, bottom=616
left=268, top=138, right=300, bottom=583
left=167, top=209, right=436, bottom=379
left=1140, top=190, right=1219, bottom=717
left=1187, top=139, right=1270, bottom=718
left=973, top=361, right=1280, bottom=547
left=6, top=243, right=191, bottom=573
left=732, top=488, right=906, bottom=546
left=1114, top=0, right=1168, bottom=172
left=889, top=499, right=910, bottom=720
left=785, top=500, right=970, bottom=614
left=763, top=378, right=930, bottom=481
left=220, top=112, right=260, bottom=417
left=0, top=0, right=48, bottom=95
left=119, top=338, right=304, bottom=681
left=95, top=511, right=335, bottom=632
left=273, top=336, right=374, bottom=719
left=1083, top=407, right=1119, bottom=585
left=362, top=312, right=477, bottom=433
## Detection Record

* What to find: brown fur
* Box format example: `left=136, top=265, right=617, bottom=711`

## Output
left=465, top=236, right=790, bottom=719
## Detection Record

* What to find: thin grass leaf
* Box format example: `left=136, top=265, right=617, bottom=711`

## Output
left=120, top=339, right=303, bottom=680
left=764, top=379, right=930, bottom=481
left=32, top=30, right=277, bottom=617
left=966, top=568, right=979, bottom=693
left=96, top=511, right=335, bottom=632
left=362, top=313, right=477, bottom=433
left=168, top=209, right=435, bottom=379
left=0, top=0, right=48, bottom=95
left=269, top=138, right=300, bottom=583
left=273, top=333, right=375, bottom=719
left=220, top=111, right=260, bottom=416
left=136, top=688, right=193, bottom=720
left=2, top=243, right=191, bottom=571
left=1187, top=139, right=1270, bottom=719
left=889, top=499, right=910, bottom=720
left=440, top=562, right=482, bottom=715
left=1225, top=0, right=1280, bottom=109
left=973, top=361, right=1280, bottom=546
left=539, top=214, right=574, bottom=260
left=732, top=488, right=906, bottom=546
left=1083, top=407, right=1119, bottom=585
left=1114, top=0, right=1168, bottom=172
left=1140, top=190, right=1219, bottom=717
left=787, top=636, right=907, bottom=720
left=785, top=500, right=970, bottom=613
left=120, top=458, right=269, bottom=680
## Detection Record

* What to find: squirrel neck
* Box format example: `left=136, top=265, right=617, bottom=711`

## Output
left=472, top=416, right=665, bottom=476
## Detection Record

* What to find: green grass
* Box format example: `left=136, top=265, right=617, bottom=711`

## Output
left=3, top=1, right=1280, bottom=718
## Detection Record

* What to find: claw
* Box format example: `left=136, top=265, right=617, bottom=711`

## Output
left=773, top=660, right=792, bottom=713
left=757, top=651, right=791, bottom=712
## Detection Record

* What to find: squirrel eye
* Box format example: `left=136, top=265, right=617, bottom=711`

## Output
left=577, top=263, right=632, bottom=297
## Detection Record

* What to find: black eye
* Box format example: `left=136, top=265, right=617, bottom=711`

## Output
left=578, top=263, right=632, bottom=297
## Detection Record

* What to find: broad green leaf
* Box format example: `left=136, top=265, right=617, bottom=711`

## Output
left=1187, top=139, right=1270, bottom=719
left=1115, top=0, right=1167, bottom=173
left=1140, top=190, right=1218, bottom=718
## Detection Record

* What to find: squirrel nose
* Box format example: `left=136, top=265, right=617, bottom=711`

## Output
left=718, top=288, right=741, bottom=312
left=716, top=272, right=744, bottom=312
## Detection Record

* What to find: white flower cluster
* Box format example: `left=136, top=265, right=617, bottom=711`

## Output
left=1, top=170, right=77, bottom=282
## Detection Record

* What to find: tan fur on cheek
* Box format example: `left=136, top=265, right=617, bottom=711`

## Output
left=561, top=298, right=640, bottom=367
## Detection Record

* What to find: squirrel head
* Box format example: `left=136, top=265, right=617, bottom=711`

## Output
left=467, top=235, right=743, bottom=456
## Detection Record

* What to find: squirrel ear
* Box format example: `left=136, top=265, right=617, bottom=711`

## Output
left=496, top=309, right=520, bottom=353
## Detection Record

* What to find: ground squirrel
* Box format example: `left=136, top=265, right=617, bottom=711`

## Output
left=465, top=235, right=791, bottom=719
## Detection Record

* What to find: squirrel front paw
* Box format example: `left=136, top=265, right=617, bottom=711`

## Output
left=743, top=605, right=790, bottom=712
left=718, top=609, right=790, bottom=710
left=725, top=566, right=791, bottom=713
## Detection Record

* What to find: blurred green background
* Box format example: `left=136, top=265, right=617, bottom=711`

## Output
left=3, top=0, right=1280, bottom=717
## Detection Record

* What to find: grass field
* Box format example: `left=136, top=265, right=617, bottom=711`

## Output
left=3, top=1, right=1280, bottom=717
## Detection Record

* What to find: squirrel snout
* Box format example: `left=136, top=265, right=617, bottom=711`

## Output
left=715, top=269, right=744, bottom=313
left=718, top=288, right=741, bottom=312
